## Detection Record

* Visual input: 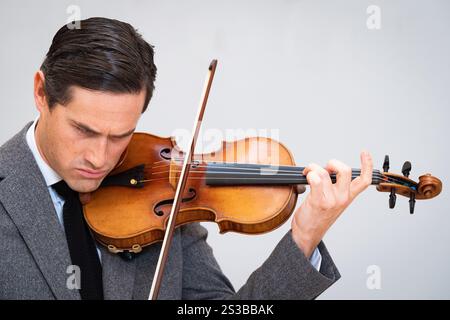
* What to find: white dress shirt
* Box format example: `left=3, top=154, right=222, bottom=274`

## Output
left=25, top=117, right=322, bottom=271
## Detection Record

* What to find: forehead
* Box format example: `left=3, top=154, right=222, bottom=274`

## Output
left=60, top=86, right=145, bottom=132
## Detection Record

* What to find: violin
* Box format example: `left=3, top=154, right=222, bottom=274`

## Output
left=83, top=133, right=442, bottom=254
left=81, top=59, right=442, bottom=299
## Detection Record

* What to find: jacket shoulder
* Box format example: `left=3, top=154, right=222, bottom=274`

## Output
left=0, top=122, right=33, bottom=178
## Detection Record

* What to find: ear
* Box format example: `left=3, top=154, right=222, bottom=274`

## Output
left=34, top=70, right=48, bottom=113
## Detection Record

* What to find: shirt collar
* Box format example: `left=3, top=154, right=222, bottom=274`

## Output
left=26, top=117, right=62, bottom=187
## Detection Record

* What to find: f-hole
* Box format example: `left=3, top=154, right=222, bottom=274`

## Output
left=154, top=188, right=197, bottom=216
left=160, top=148, right=172, bottom=160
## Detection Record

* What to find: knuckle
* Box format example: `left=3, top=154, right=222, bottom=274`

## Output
left=337, top=194, right=350, bottom=207
left=318, top=169, right=329, bottom=179
left=320, top=198, right=336, bottom=210
left=343, top=165, right=351, bottom=175
left=305, top=163, right=314, bottom=173
left=308, top=171, right=321, bottom=183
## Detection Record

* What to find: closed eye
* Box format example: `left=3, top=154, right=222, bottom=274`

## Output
left=75, top=125, right=95, bottom=136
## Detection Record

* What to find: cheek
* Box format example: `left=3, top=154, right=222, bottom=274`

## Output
left=109, top=140, right=129, bottom=159
left=108, top=139, right=132, bottom=166
left=59, top=131, right=86, bottom=165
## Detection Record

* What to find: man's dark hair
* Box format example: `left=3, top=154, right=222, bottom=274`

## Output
left=40, top=17, right=157, bottom=113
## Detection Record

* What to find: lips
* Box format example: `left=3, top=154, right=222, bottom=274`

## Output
left=77, top=168, right=107, bottom=179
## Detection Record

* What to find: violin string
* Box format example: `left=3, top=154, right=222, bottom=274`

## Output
left=162, top=160, right=409, bottom=185
left=134, top=171, right=398, bottom=185
left=145, top=163, right=316, bottom=176
left=149, top=162, right=366, bottom=174
left=138, top=159, right=406, bottom=185
left=145, top=174, right=392, bottom=184
left=154, top=166, right=370, bottom=177
left=152, top=164, right=173, bottom=169
left=150, top=158, right=373, bottom=173
left=156, top=171, right=394, bottom=184
left=151, top=169, right=368, bottom=177
left=144, top=163, right=381, bottom=180
left=149, top=167, right=387, bottom=181
left=151, top=159, right=169, bottom=165
left=146, top=162, right=402, bottom=185
left=151, top=163, right=305, bottom=173
left=135, top=173, right=395, bottom=184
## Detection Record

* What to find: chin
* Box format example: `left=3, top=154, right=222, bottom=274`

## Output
left=71, top=179, right=102, bottom=193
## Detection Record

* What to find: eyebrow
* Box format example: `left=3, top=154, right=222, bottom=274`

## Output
left=71, top=120, right=135, bottom=139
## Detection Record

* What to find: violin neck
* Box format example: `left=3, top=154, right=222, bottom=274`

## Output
left=205, top=162, right=383, bottom=186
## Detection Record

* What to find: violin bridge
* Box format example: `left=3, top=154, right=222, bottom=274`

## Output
left=168, top=160, right=180, bottom=189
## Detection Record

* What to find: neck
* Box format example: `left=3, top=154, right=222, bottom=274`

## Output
left=34, top=119, right=52, bottom=168
left=205, top=162, right=384, bottom=186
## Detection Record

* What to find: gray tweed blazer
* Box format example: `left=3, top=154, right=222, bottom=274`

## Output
left=0, top=122, right=340, bottom=300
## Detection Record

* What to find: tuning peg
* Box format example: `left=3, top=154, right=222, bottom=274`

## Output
left=383, top=155, right=390, bottom=172
left=389, top=189, right=396, bottom=209
left=409, top=193, right=416, bottom=214
left=402, top=161, right=412, bottom=178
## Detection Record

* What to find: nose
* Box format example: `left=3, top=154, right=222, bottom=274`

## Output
left=85, top=137, right=108, bottom=170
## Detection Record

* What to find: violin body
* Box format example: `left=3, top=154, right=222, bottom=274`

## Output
left=84, top=132, right=299, bottom=253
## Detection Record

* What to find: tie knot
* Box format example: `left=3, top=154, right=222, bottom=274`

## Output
left=52, top=180, right=76, bottom=200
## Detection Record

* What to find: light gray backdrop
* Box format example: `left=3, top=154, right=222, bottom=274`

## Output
left=0, top=0, right=448, bottom=299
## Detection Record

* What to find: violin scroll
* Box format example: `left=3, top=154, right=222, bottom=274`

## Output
left=375, top=155, right=442, bottom=213
left=417, top=173, right=442, bottom=199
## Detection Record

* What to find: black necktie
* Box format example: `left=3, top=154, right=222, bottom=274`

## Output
left=52, top=180, right=104, bottom=300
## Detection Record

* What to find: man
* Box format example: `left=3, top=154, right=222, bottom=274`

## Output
left=0, top=17, right=372, bottom=299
